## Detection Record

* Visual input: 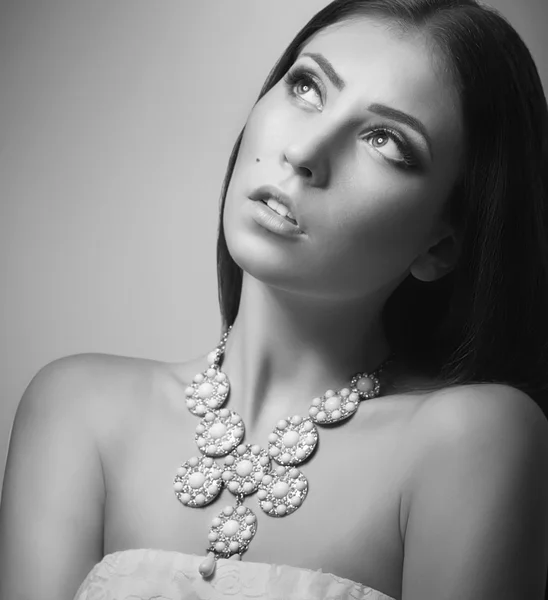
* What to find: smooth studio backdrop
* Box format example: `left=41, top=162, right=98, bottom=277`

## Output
left=1, top=0, right=547, bottom=492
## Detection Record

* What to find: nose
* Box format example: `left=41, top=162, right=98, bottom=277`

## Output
left=282, top=118, right=345, bottom=188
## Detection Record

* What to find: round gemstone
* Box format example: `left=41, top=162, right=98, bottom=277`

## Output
left=235, top=460, right=253, bottom=477
left=197, top=382, right=214, bottom=399
left=222, top=519, right=240, bottom=537
left=324, top=396, right=341, bottom=411
left=282, top=430, right=300, bottom=448
left=209, top=423, right=226, bottom=440
left=188, top=472, right=205, bottom=489
left=357, top=377, right=374, bottom=393
left=272, top=481, right=290, bottom=499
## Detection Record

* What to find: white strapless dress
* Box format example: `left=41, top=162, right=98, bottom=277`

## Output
left=73, top=548, right=396, bottom=600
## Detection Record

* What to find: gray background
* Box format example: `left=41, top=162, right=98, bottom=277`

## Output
left=1, top=0, right=547, bottom=491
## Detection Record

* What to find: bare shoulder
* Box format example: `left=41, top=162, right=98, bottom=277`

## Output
left=0, top=351, right=190, bottom=598
left=411, top=382, right=548, bottom=451
left=31, top=350, right=168, bottom=393
left=398, top=384, right=548, bottom=597
left=403, top=382, right=548, bottom=491
left=22, top=352, right=178, bottom=427
left=0, top=352, right=172, bottom=598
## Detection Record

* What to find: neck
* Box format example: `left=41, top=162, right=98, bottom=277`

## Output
left=218, top=274, right=392, bottom=433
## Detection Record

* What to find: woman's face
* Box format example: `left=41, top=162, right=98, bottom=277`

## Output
left=223, top=17, right=463, bottom=301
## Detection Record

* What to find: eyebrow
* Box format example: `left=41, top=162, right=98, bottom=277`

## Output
left=300, top=51, right=433, bottom=159
left=301, top=51, right=346, bottom=91
left=368, top=103, right=433, bottom=159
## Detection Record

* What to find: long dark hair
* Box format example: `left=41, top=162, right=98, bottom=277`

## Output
left=216, top=0, right=548, bottom=408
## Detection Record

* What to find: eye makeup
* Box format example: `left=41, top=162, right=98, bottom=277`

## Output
left=282, top=64, right=422, bottom=171
left=283, top=65, right=325, bottom=108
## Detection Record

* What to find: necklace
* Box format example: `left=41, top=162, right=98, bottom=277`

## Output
left=173, top=326, right=391, bottom=578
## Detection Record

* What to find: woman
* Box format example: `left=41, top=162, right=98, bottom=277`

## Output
left=1, top=0, right=548, bottom=598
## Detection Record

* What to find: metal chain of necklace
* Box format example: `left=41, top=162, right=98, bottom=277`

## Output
left=173, top=325, right=391, bottom=579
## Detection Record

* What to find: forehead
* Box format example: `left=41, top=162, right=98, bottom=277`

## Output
left=299, top=18, right=462, bottom=146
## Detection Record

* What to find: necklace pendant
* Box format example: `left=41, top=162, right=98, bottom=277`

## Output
left=206, top=503, right=258, bottom=560
left=198, top=551, right=217, bottom=579
left=308, top=387, right=360, bottom=425
left=222, top=444, right=271, bottom=496
left=184, top=365, right=230, bottom=416
left=195, top=408, right=245, bottom=456
left=173, top=455, right=224, bottom=507
left=351, top=372, right=381, bottom=400
left=257, top=463, right=308, bottom=517
left=267, top=415, right=318, bottom=465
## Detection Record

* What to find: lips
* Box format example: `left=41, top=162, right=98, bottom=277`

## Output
left=249, top=184, right=299, bottom=226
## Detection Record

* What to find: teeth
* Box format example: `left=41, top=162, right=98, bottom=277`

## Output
left=266, top=198, right=280, bottom=212
left=265, top=198, right=296, bottom=222
left=276, top=203, right=289, bottom=217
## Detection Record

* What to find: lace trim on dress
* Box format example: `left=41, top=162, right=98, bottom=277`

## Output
left=73, top=548, right=397, bottom=600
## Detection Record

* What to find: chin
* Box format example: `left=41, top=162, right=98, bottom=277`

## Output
left=223, top=209, right=300, bottom=289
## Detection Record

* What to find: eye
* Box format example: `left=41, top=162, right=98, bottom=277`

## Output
left=283, top=66, right=323, bottom=109
left=364, top=128, right=418, bottom=169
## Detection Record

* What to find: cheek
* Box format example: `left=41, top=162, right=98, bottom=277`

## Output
left=317, top=181, right=441, bottom=262
left=238, top=94, right=292, bottom=159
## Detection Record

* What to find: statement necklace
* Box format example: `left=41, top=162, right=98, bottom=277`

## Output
left=173, top=326, right=391, bottom=579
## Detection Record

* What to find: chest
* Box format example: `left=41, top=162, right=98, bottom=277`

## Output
left=100, top=392, right=415, bottom=597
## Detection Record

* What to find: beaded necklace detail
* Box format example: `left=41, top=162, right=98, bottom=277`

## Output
left=173, top=326, right=390, bottom=578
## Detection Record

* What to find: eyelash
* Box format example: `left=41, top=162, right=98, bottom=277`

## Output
left=282, top=65, right=419, bottom=170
